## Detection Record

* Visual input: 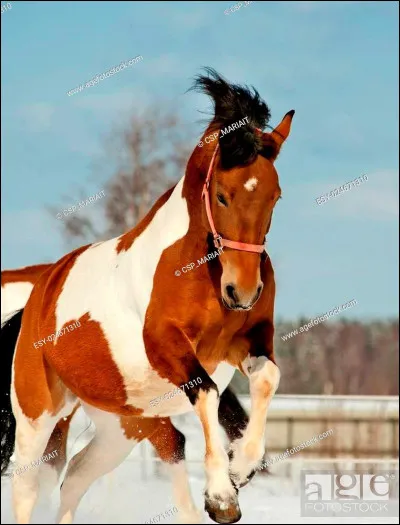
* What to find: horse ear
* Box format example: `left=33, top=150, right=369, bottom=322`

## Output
left=266, top=110, right=295, bottom=161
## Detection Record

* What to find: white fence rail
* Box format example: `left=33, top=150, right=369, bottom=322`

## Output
left=65, top=395, right=399, bottom=481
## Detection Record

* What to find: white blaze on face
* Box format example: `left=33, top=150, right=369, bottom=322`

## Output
left=244, top=177, right=258, bottom=192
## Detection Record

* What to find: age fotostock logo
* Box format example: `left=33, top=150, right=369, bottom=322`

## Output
left=301, top=470, right=399, bottom=517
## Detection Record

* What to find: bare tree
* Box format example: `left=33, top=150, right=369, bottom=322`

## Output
left=52, top=107, right=191, bottom=245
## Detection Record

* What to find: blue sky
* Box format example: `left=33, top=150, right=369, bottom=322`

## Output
left=1, top=1, right=398, bottom=319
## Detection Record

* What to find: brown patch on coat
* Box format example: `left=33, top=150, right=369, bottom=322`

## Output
left=45, top=313, right=141, bottom=416
left=14, top=246, right=91, bottom=420
left=120, top=415, right=164, bottom=441
left=148, top=418, right=186, bottom=463
left=1, top=263, right=52, bottom=286
left=42, top=404, right=79, bottom=474
left=141, top=118, right=283, bottom=387
left=15, top=243, right=142, bottom=418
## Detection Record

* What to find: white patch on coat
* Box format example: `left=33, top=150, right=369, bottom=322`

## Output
left=244, top=177, right=258, bottom=192
left=49, top=174, right=236, bottom=417
left=54, top=175, right=205, bottom=415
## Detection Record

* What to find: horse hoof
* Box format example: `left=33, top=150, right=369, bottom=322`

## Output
left=204, top=497, right=242, bottom=524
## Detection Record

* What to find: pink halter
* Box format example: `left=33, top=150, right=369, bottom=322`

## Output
left=201, top=130, right=265, bottom=254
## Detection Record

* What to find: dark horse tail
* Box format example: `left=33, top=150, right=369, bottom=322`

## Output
left=1, top=309, right=23, bottom=476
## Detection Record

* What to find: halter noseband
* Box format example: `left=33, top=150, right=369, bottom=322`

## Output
left=201, top=129, right=266, bottom=254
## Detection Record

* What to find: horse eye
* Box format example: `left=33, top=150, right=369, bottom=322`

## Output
left=217, top=193, right=228, bottom=207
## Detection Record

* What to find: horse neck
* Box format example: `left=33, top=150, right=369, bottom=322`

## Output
left=116, top=125, right=218, bottom=268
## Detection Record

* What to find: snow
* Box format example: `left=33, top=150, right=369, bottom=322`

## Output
left=1, top=408, right=398, bottom=524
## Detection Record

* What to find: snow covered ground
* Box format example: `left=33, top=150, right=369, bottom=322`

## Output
left=1, top=409, right=398, bottom=524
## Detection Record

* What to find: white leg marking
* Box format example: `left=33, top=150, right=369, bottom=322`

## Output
left=194, top=390, right=237, bottom=506
left=38, top=462, right=60, bottom=495
left=229, top=356, right=280, bottom=487
left=167, top=462, right=203, bottom=524
left=11, top=384, right=75, bottom=525
left=57, top=405, right=137, bottom=524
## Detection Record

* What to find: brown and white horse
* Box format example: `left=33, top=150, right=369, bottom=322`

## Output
left=1, top=69, right=294, bottom=524
left=1, top=263, right=253, bottom=521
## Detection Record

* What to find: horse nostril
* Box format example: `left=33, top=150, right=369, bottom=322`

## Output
left=225, top=284, right=238, bottom=304
left=255, top=284, right=263, bottom=301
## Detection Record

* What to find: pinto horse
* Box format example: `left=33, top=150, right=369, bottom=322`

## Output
left=1, top=69, right=294, bottom=524
left=1, top=264, right=254, bottom=519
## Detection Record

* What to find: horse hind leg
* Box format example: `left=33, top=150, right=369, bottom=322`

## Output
left=37, top=405, right=79, bottom=495
left=57, top=404, right=140, bottom=524
left=3, top=311, right=77, bottom=524
left=57, top=409, right=200, bottom=524
left=11, top=388, right=76, bottom=525
left=148, top=418, right=203, bottom=524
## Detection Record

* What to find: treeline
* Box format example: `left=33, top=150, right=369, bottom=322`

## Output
left=231, top=319, right=399, bottom=395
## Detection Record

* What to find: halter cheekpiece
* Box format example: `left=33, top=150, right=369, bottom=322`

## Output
left=201, top=129, right=266, bottom=254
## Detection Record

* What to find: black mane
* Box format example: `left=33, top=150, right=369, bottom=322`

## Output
left=191, top=68, right=276, bottom=169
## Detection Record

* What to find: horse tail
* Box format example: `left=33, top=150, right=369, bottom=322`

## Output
left=1, top=308, right=23, bottom=475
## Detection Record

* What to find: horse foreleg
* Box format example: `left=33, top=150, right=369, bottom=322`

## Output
left=144, top=325, right=241, bottom=524
left=218, top=386, right=249, bottom=443
left=228, top=355, right=280, bottom=489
